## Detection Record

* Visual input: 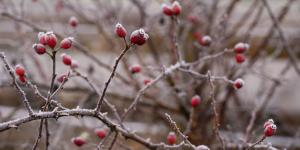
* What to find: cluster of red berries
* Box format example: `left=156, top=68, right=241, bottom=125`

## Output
left=15, top=65, right=26, bottom=83
left=167, top=132, right=177, bottom=145
left=114, top=23, right=149, bottom=46
left=263, top=119, right=277, bottom=137
left=162, top=1, right=182, bottom=16
left=33, top=32, right=74, bottom=54
left=194, top=32, right=212, bottom=47
left=233, top=78, right=245, bottom=90
left=190, top=95, right=202, bottom=107
left=233, top=42, right=249, bottom=64
left=72, top=129, right=107, bottom=147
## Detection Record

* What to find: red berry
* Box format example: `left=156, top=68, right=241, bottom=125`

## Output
left=95, top=129, right=106, bottom=139
left=57, top=74, right=67, bottom=83
left=199, top=36, right=212, bottom=47
left=60, top=37, right=73, bottom=49
left=38, top=32, right=48, bottom=45
left=61, top=53, right=72, bottom=66
left=143, top=79, right=151, bottom=85
left=264, top=124, right=277, bottom=137
left=130, top=29, right=149, bottom=45
left=234, top=42, right=249, bottom=53
left=190, top=95, right=201, bottom=107
left=69, top=16, right=78, bottom=28
left=15, top=65, right=25, bottom=77
left=233, top=78, right=244, bottom=89
left=235, top=54, right=245, bottom=64
left=115, top=23, right=127, bottom=38
left=130, top=65, right=141, bottom=74
left=264, top=119, right=274, bottom=128
left=171, top=1, right=182, bottom=16
left=19, top=76, right=26, bottom=83
left=162, top=4, right=173, bottom=16
left=33, top=43, right=46, bottom=55
left=46, top=32, right=57, bottom=49
left=71, top=137, right=86, bottom=147
left=167, top=132, right=176, bottom=145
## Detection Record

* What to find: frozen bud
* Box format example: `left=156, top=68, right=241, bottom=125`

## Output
left=171, top=1, right=182, bottom=16
left=115, top=23, right=127, bottom=38
left=130, top=29, right=149, bottom=45
left=233, top=78, right=244, bottom=89
left=33, top=43, right=46, bottom=55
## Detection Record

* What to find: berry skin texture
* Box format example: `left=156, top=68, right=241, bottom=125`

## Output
left=15, top=65, right=25, bottom=77
left=60, top=37, right=73, bottom=49
left=143, top=79, right=151, bottom=85
left=71, top=137, right=86, bottom=147
left=162, top=4, right=173, bottom=16
left=167, top=132, right=176, bottom=145
left=191, top=95, right=201, bottom=107
left=95, top=129, right=106, bottom=139
left=233, top=78, right=244, bottom=89
left=19, top=76, right=26, bottom=83
left=264, top=124, right=277, bottom=137
left=130, top=29, right=149, bottom=46
left=61, top=53, right=72, bottom=66
left=38, top=32, right=48, bottom=45
left=171, top=1, right=182, bottom=16
left=130, top=65, right=141, bottom=74
left=234, top=42, right=249, bottom=53
left=115, top=23, right=127, bottom=38
left=33, top=43, right=46, bottom=55
left=69, top=16, right=78, bottom=28
left=46, top=32, right=57, bottom=49
left=199, top=36, right=212, bottom=47
left=235, top=54, right=245, bottom=64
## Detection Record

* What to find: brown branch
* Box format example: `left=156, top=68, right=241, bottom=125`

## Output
left=0, top=52, right=34, bottom=115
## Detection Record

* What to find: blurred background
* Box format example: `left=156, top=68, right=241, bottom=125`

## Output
left=0, top=0, right=300, bottom=149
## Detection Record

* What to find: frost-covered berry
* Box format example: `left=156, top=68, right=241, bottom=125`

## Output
left=46, top=32, right=57, bottom=49
left=33, top=43, right=46, bottom=55
left=234, top=42, right=249, bottom=53
left=130, top=65, right=141, bottom=74
left=71, top=137, right=86, bottom=147
left=171, top=1, right=182, bottom=16
left=115, top=23, right=127, bottom=38
left=167, top=132, right=176, bottom=145
left=60, top=37, right=73, bottom=49
left=69, top=16, right=78, bottom=28
left=233, top=78, right=244, bottom=89
left=15, top=65, right=25, bottom=77
left=199, top=36, right=212, bottom=47
left=61, top=53, right=72, bottom=66
left=264, top=119, right=274, bottom=128
left=264, top=124, right=277, bottom=137
left=190, top=95, right=201, bottom=107
left=162, top=4, right=173, bottom=16
left=95, top=129, right=106, bottom=139
left=130, top=29, right=149, bottom=45
left=38, top=32, right=48, bottom=45
left=235, top=54, right=245, bottom=64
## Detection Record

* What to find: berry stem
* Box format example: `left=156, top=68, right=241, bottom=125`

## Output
left=246, top=135, right=266, bottom=150
left=95, top=41, right=132, bottom=112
